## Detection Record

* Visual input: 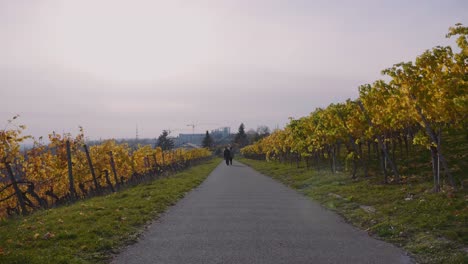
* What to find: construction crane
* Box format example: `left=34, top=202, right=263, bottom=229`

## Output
left=186, top=123, right=221, bottom=134
left=186, top=123, right=195, bottom=135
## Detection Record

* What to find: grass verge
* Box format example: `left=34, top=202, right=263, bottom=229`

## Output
left=0, top=158, right=221, bottom=264
left=239, top=157, right=467, bottom=264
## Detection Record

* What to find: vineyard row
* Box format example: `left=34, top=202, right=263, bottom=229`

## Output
left=241, top=24, right=467, bottom=191
left=0, top=126, right=212, bottom=218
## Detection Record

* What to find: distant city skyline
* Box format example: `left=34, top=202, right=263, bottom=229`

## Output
left=1, top=0, right=466, bottom=139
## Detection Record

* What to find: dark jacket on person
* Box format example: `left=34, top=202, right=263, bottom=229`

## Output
left=223, top=148, right=231, bottom=160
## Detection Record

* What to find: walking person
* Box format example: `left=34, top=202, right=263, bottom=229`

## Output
left=229, top=146, right=234, bottom=165
left=223, top=147, right=231, bottom=166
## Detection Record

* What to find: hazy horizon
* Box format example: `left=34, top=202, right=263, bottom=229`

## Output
left=1, top=0, right=466, bottom=140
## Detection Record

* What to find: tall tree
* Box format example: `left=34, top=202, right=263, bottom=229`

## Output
left=202, top=131, right=213, bottom=149
left=234, top=123, right=248, bottom=147
left=156, top=130, right=174, bottom=151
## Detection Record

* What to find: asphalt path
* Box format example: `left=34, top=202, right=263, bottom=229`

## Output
left=113, top=160, right=411, bottom=264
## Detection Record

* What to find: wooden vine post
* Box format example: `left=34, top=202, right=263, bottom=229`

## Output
left=108, top=151, right=120, bottom=189
left=103, top=170, right=115, bottom=192
left=66, top=140, right=77, bottom=200
left=83, top=144, right=100, bottom=192
left=5, top=162, right=27, bottom=214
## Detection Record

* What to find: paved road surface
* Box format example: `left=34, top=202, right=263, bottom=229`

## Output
left=113, top=160, right=411, bottom=264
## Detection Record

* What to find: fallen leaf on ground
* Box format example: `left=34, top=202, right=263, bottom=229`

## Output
left=43, top=232, right=55, bottom=240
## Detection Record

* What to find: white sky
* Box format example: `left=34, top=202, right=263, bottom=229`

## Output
left=1, top=0, right=467, bottom=139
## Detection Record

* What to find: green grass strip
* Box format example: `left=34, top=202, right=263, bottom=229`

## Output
left=239, top=158, right=467, bottom=264
left=0, top=158, right=221, bottom=264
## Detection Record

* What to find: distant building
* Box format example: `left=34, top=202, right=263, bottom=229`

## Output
left=210, top=127, right=231, bottom=140
left=176, top=133, right=205, bottom=146
left=210, top=127, right=235, bottom=145
left=173, top=127, right=232, bottom=147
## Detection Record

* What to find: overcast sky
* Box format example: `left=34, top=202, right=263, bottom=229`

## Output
left=1, top=0, right=466, bottom=139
